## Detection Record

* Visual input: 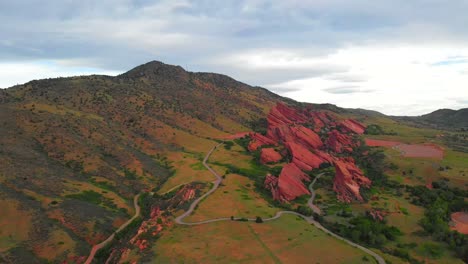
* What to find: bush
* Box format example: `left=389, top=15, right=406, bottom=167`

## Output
left=255, top=216, right=263, bottom=223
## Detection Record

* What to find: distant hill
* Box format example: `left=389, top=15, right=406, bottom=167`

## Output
left=393, top=108, right=468, bottom=130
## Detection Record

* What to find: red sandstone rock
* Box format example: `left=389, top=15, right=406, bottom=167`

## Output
left=259, top=104, right=372, bottom=203
left=247, top=132, right=277, bottom=151
left=333, top=157, right=371, bottom=202
left=308, top=111, right=335, bottom=132
left=267, top=125, right=322, bottom=149
left=264, top=164, right=311, bottom=202
left=369, top=209, right=388, bottom=221
left=267, top=102, right=309, bottom=127
left=327, top=130, right=354, bottom=153
left=260, top=148, right=282, bottom=164
left=340, top=119, right=366, bottom=134
left=286, top=141, right=328, bottom=171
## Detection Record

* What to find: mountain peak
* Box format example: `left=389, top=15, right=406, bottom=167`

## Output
left=120, top=60, right=188, bottom=80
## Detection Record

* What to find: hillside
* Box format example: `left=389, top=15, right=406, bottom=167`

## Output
left=393, top=108, right=468, bottom=130
left=0, top=61, right=467, bottom=264
left=0, top=61, right=286, bottom=262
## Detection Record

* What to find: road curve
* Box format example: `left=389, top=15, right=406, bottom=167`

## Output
left=175, top=143, right=224, bottom=225
left=84, top=193, right=141, bottom=264
left=175, top=142, right=386, bottom=264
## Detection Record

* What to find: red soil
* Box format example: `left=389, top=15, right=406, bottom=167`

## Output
left=365, top=139, right=444, bottom=159
left=396, top=144, right=444, bottom=159
left=451, top=212, right=468, bottom=234
left=260, top=148, right=282, bottom=164
left=365, top=139, right=401, bottom=147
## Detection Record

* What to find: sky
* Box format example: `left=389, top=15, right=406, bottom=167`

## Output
left=1, top=0, right=468, bottom=116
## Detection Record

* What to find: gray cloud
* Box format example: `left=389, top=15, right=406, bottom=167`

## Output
left=323, top=85, right=374, bottom=94
left=1, top=0, right=468, bottom=115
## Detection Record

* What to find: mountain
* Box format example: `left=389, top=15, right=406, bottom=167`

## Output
left=393, top=108, right=468, bottom=130
left=0, top=61, right=290, bottom=262
left=1, top=61, right=467, bottom=264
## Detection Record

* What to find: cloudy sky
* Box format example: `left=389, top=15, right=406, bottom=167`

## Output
left=1, top=0, right=468, bottom=115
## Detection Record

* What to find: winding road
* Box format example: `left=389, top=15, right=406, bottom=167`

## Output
left=84, top=193, right=141, bottom=264
left=176, top=143, right=386, bottom=264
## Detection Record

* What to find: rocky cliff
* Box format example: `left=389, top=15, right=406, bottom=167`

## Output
left=251, top=103, right=371, bottom=202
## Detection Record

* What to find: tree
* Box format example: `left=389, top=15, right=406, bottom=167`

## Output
left=255, top=216, right=263, bottom=223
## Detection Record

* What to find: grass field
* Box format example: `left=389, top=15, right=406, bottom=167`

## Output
left=186, top=173, right=278, bottom=221
left=154, top=214, right=377, bottom=264
left=157, top=151, right=215, bottom=194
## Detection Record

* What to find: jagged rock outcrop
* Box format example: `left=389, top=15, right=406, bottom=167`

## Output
left=286, top=142, right=329, bottom=171
left=333, top=157, right=371, bottom=202
left=326, top=130, right=354, bottom=153
left=264, top=164, right=311, bottom=202
left=267, top=102, right=308, bottom=127
left=247, top=132, right=277, bottom=151
left=257, top=103, right=371, bottom=202
left=260, top=148, right=282, bottom=164
left=340, top=119, right=366, bottom=134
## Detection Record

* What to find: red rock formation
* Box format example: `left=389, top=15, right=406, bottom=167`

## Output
left=247, top=132, right=277, bottom=151
left=326, top=130, right=354, bottom=153
left=256, top=103, right=372, bottom=202
left=267, top=102, right=308, bottom=127
left=340, top=119, right=366, bottom=134
left=268, top=125, right=322, bottom=149
left=333, top=157, right=371, bottom=202
left=369, top=209, right=388, bottom=221
left=260, top=148, right=282, bottom=164
left=264, top=174, right=281, bottom=200
left=264, top=164, right=311, bottom=202
left=286, top=141, right=328, bottom=171
left=308, top=111, right=335, bottom=132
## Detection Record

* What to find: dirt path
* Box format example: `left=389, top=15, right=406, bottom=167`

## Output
left=175, top=143, right=223, bottom=225
left=176, top=143, right=386, bottom=264
left=84, top=193, right=141, bottom=264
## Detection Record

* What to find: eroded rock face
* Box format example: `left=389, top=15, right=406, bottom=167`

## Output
left=256, top=103, right=371, bottom=202
left=264, top=164, right=310, bottom=202
left=326, top=130, right=354, bottom=153
left=247, top=132, right=277, bottom=151
left=260, top=148, right=282, bottom=164
left=333, top=157, right=371, bottom=202
left=340, top=119, right=366, bottom=134
left=286, top=141, right=328, bottom=171
left=267, top=102, right=308, bottom=127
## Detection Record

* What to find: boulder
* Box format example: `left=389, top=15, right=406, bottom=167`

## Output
left=333, top=157, right=371, bottom=202
left=260, top=148, right=282, bottom=164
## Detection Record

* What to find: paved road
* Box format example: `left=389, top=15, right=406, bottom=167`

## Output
left=175, top=143, right=224, bottom=225
left=175, top=142, right=386, bottom=264
left=84, top=193, right=141, bottom=264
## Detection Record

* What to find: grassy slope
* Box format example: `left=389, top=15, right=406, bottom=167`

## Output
left=0, top=61, right=281, bottom=262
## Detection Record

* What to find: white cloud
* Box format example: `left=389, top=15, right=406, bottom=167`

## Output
left=264, top=44, right=468, bottom=115
left=0, top=61, right=120, bottom=88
